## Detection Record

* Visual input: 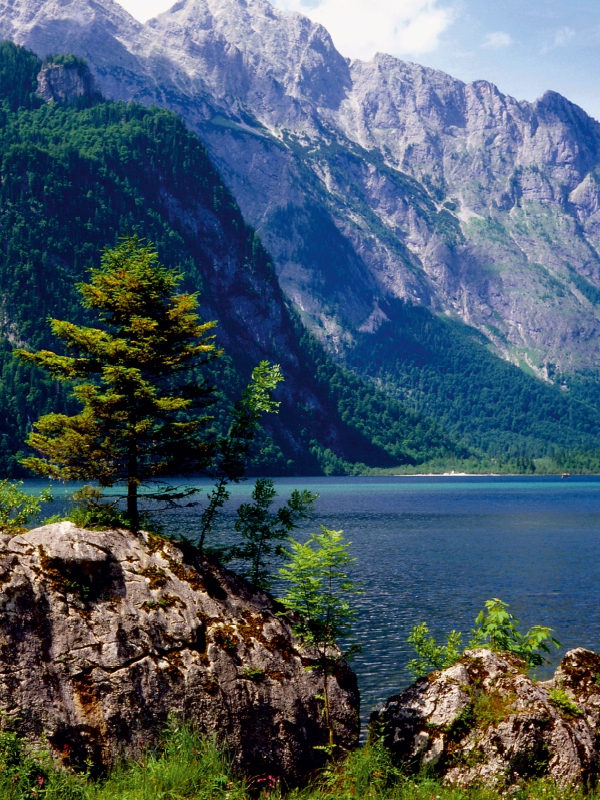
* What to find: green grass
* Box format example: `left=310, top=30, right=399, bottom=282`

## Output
left=0, top=719, right=597, bottom=800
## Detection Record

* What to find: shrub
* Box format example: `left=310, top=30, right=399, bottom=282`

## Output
left=0, top=479, right=52, bottom=535
left=406, top=622, right=462, bottom=679
left=469, top=599, right=561, bottom=668
left=548, top=688, right=582, bottom=718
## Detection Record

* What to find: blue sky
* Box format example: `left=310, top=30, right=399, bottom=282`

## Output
left=116, top=0, right=600, bottom=121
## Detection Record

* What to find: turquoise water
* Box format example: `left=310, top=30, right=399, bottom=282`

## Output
left=23, top=475, right=600, bottom=726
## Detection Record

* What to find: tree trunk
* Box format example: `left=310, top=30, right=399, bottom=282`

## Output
left=127, top=438, right=139, bottom=532
left=323, top=667, right=334, bottom=749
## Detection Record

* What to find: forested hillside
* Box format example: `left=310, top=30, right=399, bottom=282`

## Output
left=347, top=300, right=600, bottom=459
left=0, top=41, right=462, bottom=476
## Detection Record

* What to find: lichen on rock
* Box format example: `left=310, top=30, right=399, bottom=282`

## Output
left=0, top=522, right=359, bottom=781
left=371, top=648, right=600, bottom=788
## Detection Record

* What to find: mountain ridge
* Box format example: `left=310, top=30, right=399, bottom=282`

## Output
left=4, top=1, right=600, bottom=462
left=11, top=0, right=596, bottom=375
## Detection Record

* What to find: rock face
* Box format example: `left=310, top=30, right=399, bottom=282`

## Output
left=37, top=59, right=98, bottom=104
left=0, top=522, right=359, bottom=781
left=3, top=0, right=600, bottom=374
left=371, top=648, right=600, bottom=788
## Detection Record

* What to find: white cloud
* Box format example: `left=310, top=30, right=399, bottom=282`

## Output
left=481, top=31, right=512, bottom=50
left=116, top=0, right=175, bottom=22
left=270, top=0, right=456, bottom=60
left=554, top=26, right=575, bottom=47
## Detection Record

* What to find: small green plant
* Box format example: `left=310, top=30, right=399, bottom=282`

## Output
left=278, top=527, right=362, bottom=753
left=0, top=480, right=52, bottom=535
left=471, top=689, right=517, bottom=728
left=469, top=598, right=561, bottom=668
left=407, top=622, right=462, bottom=679
left=46, top=484, right=133, bottom=531
left=242, top=667, right=264, bottom=682
left=232, top=478, right=317, bottom=588
left=548, top=688, right=582, bottom=718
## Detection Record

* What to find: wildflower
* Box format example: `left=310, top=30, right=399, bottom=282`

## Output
left=37, top=776, right=44, bottom=786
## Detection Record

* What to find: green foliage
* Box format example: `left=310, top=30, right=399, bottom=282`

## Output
left=242, top=667, right=265, bottom=681
left=548, top=688, right=583, bottom=718
left=0, top=728, right=87, bottom=799
left=0, top=40, right=42, bottom=113
left=406, top=623, right=462, bottom=680
left=0, top=719, right=593, bottom=800
left=0, top=42, right=466, bottom=478
left=347, top=299, right=600, bottom=460
left=469, top=599, right=561, bottom=668
left=298, top=328, right=466, bottom=468
left=196, top=362, right=284, bottom=554
left=43, top=53, right=89, bottom=73
left=17, top=236, right=221, bottom=531
left=279, top=527, right=361, bottom=749
left=46, top=484, right=135, bottom=532
left=232, top=478, right=317, bottom=588
left=0, top=479, right=52, bottom=534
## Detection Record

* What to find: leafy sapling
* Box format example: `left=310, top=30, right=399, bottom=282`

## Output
left=0, top=480, right=53, bottom=535
left=406, top=598, right=561, bottom=681
left=469, top=598, right=561, bottom=668
left=278, top=527, right=361, bottom=753
left=233, top=478, right=318, bottom=588
left=406, top=622, right=462, bottom=680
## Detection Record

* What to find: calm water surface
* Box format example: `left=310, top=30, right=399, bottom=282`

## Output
left=26, top=475, right=600, bottom=728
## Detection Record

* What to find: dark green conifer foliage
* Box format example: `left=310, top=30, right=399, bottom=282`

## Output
left=232, top=478, right=318, bottom=587
left=0, top=41, right=42, bottom=113
left=17, top=237, right=220, bottom=530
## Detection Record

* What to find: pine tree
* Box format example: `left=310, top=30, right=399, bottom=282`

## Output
left=16, top=236, right=221, bottom=531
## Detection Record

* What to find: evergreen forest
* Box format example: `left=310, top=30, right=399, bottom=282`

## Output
left=2, top=40, right=600, bottom=475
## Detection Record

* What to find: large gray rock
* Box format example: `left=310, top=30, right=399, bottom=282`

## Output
left=0, top=522, right=359, bottom=781
left=371, top=648, right=600, bottom=788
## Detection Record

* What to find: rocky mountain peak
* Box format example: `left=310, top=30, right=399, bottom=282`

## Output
left=3, top=0, right=600, bottom=376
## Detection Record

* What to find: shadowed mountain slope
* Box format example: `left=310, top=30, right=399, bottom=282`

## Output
left=0, top=42, right=462, bottom=475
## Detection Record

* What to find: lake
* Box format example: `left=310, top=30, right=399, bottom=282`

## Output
left=24, top=474, right=600, bottom=729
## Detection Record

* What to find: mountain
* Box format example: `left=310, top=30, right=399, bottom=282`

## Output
left=0, top=42, right=463, bottom=476
left=3, top=0, right=600, bottom=462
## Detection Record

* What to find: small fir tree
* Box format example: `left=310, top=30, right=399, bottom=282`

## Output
left=16, top=236, right=222, bottom=531
left=232, top=478, right=317, bottom=588
left=278, top=527, right=361, bottom=751
left=195, top=363, right=284, bottom=555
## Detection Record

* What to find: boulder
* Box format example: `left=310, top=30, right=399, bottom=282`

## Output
left=371, top=648, right=600, bottom=788
left=0, top=522, right=359, bottom=781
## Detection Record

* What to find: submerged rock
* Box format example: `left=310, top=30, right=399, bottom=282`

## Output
left=0, top=522, right=359, bottom=781
left=371, top=648, right=600, bottom=788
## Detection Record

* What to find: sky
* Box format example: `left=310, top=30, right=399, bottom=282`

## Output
left=115, top=0, right=600, bottom=121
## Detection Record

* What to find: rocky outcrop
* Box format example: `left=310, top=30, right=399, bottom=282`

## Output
left=371, top=648, right=600, bottom=788
left=37, top=59, right=98, bottom=104
left=0, top=522, right=359, bottom=781
left=3, top=0, right=600, bottom=373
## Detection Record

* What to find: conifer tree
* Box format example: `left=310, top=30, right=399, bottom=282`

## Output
left=16, top=237, right=222, bottom=531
